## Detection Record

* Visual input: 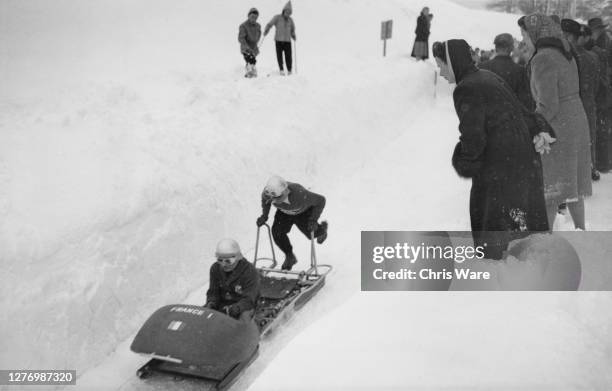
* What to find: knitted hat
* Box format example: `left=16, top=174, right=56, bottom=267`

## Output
left=282, top=1, right=292, bottom=15
left=248, top=7, right=259, bottom=16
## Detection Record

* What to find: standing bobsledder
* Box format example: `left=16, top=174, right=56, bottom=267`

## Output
left=239, top=8, right=262, bottom=78
left=256, top=175, right=328, bottom=270
left=263, top=1, right=296, bottom=75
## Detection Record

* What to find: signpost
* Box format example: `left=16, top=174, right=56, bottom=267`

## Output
left=381, top=20, right=393, bottom=57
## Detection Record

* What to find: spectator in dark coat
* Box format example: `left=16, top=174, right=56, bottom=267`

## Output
left=588, top=18, right=612, bottom=172
left=206, top=239, right=260, bottom=321
left=562, top=19, right=601, bottom=181
left=238, top=8, right=262, bottom=78
left=256, top=176, right=328, bottom=270
left=520, top=14, right=592, bottom=230
left=480, top=33, right=534, bottom=110
left=433, top=39, right=551, bottom=259
left=411, top=7, right=431, bottom=60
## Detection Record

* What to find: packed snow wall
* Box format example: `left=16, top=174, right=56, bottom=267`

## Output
left=0, top=0, right=523, bottom=374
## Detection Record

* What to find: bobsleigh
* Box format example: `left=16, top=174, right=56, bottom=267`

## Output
left=130, top=224, right=332, bottom=390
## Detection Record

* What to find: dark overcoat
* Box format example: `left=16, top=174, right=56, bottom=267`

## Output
left=479, top=54, right=534, bottom=110
left=206, top=258, right=260, bottom=315
left=446, top=40, right=550, bottom=259
left=411, top=14, right=430, bottom=59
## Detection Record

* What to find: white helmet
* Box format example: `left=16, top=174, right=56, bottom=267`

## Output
left=215, top=238, right=242, bottom=259
left=264, top=175, right=288, bottom=198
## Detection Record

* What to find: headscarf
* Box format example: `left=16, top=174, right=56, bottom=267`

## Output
left=447, top=39, right=477, bottom=83
left=520, top=13, right=572, bottom=60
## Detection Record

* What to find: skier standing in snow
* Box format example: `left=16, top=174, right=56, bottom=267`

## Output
left=256, top=176, right=327, bottom=270
left=238, top=8, right=262, bottom=78
left=205, top=239, right=260, bottom=320
left=263, top=1, right=296, bottom=75
left=519, top=14, right=592, bottom=230
left=433, top=39, right=552, bottom=259
left=411, top=7, right=431, bottom=60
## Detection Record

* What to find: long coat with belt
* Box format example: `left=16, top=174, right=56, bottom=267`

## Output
left=528, top=43, right=592, bottom=203
left=445, top=40, right=550, bottom=259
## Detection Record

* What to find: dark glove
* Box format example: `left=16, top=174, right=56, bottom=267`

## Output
left=307, top=219, right=317, bottom=233
left=256, top=215, right=268, bottom=227
left=225, top=304, right=241, bottom=318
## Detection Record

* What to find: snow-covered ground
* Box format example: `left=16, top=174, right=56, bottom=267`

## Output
left=1, top=0, right=611, bottom=390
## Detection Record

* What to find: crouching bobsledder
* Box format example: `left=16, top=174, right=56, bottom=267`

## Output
left=205, top=239, right=260, bottom=321
left=256, top=175, right=328, bottom=270
left=433, top=39, right=552, bottom=259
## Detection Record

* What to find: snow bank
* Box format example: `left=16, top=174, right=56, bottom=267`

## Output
left=0, top=0, right=470, bottom=373
left=2, top=0, right=611, bottom=387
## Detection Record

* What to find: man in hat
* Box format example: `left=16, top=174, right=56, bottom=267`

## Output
left=562, top=19, right=601, bottom=180
left=256, top=175, right=327, bottom=270
left=205, top=239, right=260, bottom=320
left=479, top=33, right=533, bottom=110
left=264, top=1, right=296, bottom=75
left=238, top=8, right=262, bottom=78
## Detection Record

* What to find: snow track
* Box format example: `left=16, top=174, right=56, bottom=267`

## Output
left=2, top=0, right=612, bottom=390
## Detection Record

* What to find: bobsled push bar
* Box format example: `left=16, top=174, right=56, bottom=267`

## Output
left=253, top=224, right=332, bottom=336
left=131, top=224, right=332, bottom=390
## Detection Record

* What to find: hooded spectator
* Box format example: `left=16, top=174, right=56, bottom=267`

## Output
left=411, top=7, right=432, bottom=60
left=480, top=33, right=534, bottom=110
left=264, top=1, right=296, bottom=75
left=519, top=14, right=592, bottom=230
left=433, top=39, right=550, bottom=259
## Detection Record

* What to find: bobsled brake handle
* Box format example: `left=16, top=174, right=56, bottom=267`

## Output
left=310, top=231, right=318, bottom=275
left=254, top=223, right=277, bottom=268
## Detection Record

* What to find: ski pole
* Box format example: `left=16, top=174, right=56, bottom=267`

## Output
left=293, top=39, right=298, bottom=74
left=258, top=34, right=266, bottom=49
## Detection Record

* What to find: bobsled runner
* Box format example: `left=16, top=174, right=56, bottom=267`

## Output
left=130, top=224, right=332, bottom=390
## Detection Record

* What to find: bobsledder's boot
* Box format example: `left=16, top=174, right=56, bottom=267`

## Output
left=316, top=221, right=328, bottom=244
left=280, top=70, right=286, bottom=76
left=252, top=65, right=258, bottom=77
left=245, top=64, right=252, bottom=78
left=281, top=252, right=298, bottom=271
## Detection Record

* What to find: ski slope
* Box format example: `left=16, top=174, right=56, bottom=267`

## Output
left=1, top=0, right=611, bottom=390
